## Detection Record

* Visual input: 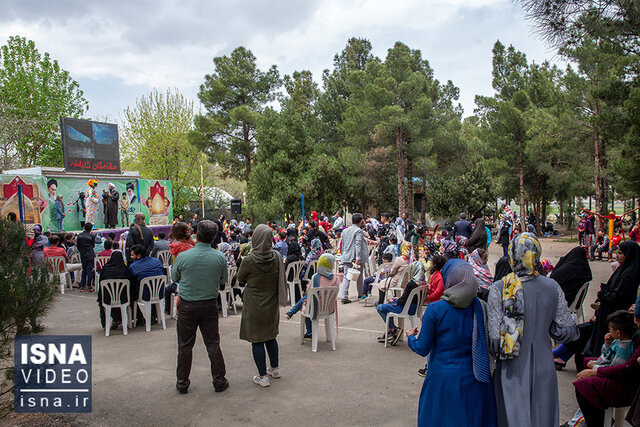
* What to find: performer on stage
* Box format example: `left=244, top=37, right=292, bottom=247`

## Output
left=85, top=179, right=100, bottom=227
left=103, top=182, right=119, bottom=229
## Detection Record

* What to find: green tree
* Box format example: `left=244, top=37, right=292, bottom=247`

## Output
left=0, top=220, right=55, bottom=417
left=120, top=88, right=203, bottom=216
left=0, top=36, right=88, bottom=167
left=190, top=47, right=280, bottom=182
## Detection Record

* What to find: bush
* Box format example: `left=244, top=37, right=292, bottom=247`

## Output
left=0, top=219, right=56, bottom=417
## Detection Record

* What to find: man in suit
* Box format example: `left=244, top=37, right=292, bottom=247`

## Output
left=453, top=212, right=473, bottom=238
left=339, top=213, right=369, bottom=304
left=76, top=222, right=95, bottom=291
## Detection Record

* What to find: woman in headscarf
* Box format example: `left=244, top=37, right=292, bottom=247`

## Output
left=406, top=259, right=496, bottom=426
left=420, top=241, right=439, bottom=282
left=97, top=251, right=130, bottom=329
left=455, top=235, right=469, bottom=259
left=488, top=232, right=578, bottom=427
left=493, top=256, right=512, bottom=282
left=30, top=224, right=48, bottom=268
left=582, top=240, right=640, bottom=358
left=237, top=224, right=287, bottom=388
left=469, top=249, right=493, bottom=300
left=284, top=253, right=339, bottom=338
left=301, top=238, right=323, bottom=285
left=284, top=228, right=302, bottom=266
left=549, top=247, right=592, bottom=307
left=377, top=241, right=411, bottom=305
left=467, top=218, right=488, bottom=253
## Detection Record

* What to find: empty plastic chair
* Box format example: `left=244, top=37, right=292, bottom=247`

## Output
left=219, top=266, right=237, bottom=318
left=285, top=261, right=304, bottom=305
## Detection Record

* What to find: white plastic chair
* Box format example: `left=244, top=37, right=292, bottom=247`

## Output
left=100, top=279, right=132, bottom=336
left=301, top=259, right=318, bottom=283
left=133, top=275, right=167, bottom=331
left=94, top=255, right=111, bottom=290
left=603, top=406, right=630, bottom=427
left=155, top=250, right=172, bottom=283
left=69, top=252, right=82, bottom=286
left=219, top=266, right=237, bottom=318
left=46, top=256, right=70, bottom=294
left=385, top=267, right=410, bottom=301
left=285, top=260, right=304, bottom=305
left=362, top=265, right=384, bottom=307
left=170, top=284, right=179, bottom=319
left=300, top=287, right=339, bottom=352
left=569, top=282, right=590, bottom=324
left=384, top=286, right=428, bottom=348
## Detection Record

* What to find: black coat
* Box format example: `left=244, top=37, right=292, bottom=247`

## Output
left=550, top=247, right=592, bottom=306
left=76, top=231, right=95, bottom=261
left=125, top=223, right=155, bottom=262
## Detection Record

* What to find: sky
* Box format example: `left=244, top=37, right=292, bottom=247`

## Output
left=1, top=0, right=565, bottom=121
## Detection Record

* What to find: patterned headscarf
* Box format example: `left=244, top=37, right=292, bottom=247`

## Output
left=498, top=232, right=541, bottom=360
left=409, top=261, right=425, bottom=284
left=305, top=238, right=324, bottom=265
left=456, top=235, right=469, bottom=256
left=469, top=249, right=493, bottom=288
left=400, top=241, right=412, bottom=258
left=424, top=241, right=438, bottom=261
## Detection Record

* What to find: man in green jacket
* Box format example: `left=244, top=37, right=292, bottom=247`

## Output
left=172, top=220, right=229, bottom=394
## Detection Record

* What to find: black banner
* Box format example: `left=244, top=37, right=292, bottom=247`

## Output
left=61, top=117, right=121, bottom=173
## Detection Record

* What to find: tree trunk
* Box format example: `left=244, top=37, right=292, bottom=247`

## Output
left=421, top=174, right=427, bottom=224
left=517, top=137, right=525, bottom=229
left=396, top=127, right=405, bottom=215
left=535, top=173, right=541, bottom=235
left=407, top=156, right=414, bottom=217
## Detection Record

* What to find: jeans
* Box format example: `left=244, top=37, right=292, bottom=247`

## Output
left=80, top=258, right=94, bottom=288
left=176, top=298, right=227, bottom=391
left=57, top=218, right=63, bottom=231
left=502, top=244, right=508, bottom=258
left=552, top=344, right=573, bottom=363
left=363, top=274, right=386, bottom=296
left=340, top=262, right=363, bottom=300
left=376, top=303, right=416, bottom=329
left=251, top=339, right=278, bottom=377
left=290, top=295, right=306, bottom=315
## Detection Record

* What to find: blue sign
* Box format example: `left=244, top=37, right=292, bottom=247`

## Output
left=14, top=335, right=92, bottom=413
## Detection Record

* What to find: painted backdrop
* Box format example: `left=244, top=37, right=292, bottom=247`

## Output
left=0, top=175, right=172, bottom=231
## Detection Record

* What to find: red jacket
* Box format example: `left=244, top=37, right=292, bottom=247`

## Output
left=428, top=270, right=444, bottom=303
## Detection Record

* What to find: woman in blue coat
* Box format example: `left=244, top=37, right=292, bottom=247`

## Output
left=407, top=259, right=497, bottom=427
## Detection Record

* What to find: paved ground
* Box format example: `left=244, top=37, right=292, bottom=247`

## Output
left=5, top=238, right=616, bottom=426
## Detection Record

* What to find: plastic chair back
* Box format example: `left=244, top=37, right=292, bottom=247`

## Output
left=101, top=279, right=131, bottom=307
left=306, top=287, right=339, bottom=318
left=95, top=255, right=111, bottom=271
left=47, top=256, right=66, bottom=274
left=569, top=281, right=590, bottom=323
left=69, top=252, right=81, bottom=264
left=138, top=275, right=167, bottom=302
left=155, top=250, right=171, bottom=268
left=302, top=260, right=318, bottom=282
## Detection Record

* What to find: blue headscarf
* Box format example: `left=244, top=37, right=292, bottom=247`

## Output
left=440, top=259, right=491, bottom=383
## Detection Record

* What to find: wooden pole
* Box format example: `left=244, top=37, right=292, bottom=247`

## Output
left=200, top=164, right=205, bottom=219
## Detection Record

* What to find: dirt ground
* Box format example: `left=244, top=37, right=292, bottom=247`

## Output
left=3, top=238, right=616, bottom=427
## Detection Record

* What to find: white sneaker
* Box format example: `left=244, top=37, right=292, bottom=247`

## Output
left=253, top=375, right=270, bottom=387
left=266, top=367, right=281, bottom=379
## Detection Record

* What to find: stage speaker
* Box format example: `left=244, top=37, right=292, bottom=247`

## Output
left=230, top=199, right=242, bottom=214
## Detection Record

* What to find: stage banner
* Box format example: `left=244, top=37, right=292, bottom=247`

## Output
left=61, top=117, right=121, bottom=174
left=137, top=179, right=173, bottom=226
left=0, top=175, right=48, bottom=225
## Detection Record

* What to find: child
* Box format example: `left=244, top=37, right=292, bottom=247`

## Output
left=284, top=254, right=339, bottom=339
left=361, top=252, right=394, bottom=299
left=383, top=236, right=398, bottom=261
left=587, top=310, right=635, bottom=370
left=120, top=192, right=129, bottom=227
left=376, top=261, right=425, bottom=345
left=274, top=230, right=288, bottom=259
left=563, top=310, right=636, bottom=427
left=607, top=228, right=623, bottom=261
left=590, top=229, right=609, bottom=261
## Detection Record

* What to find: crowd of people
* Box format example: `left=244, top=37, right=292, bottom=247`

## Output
left=22, top=205, right=640, bottom=426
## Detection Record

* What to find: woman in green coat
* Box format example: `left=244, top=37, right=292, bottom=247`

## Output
left=238, top=224, right=287, bottom=387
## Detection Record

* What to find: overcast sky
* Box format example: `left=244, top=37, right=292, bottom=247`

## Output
left=1, top=0, right=563, bottom=121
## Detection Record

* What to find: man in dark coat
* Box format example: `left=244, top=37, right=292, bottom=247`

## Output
left=453, top=212, right=473, bottom=238
left=125, top=212, right=155, bottom=264
left=76, top=222, right=96, bottom=290
left=103, top=183, right=120, bottom=228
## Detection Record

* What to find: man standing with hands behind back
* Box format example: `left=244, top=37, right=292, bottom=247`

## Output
left=339, top=213, right=368, bottom=304
left=171, top=220, right=229, bottom=395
